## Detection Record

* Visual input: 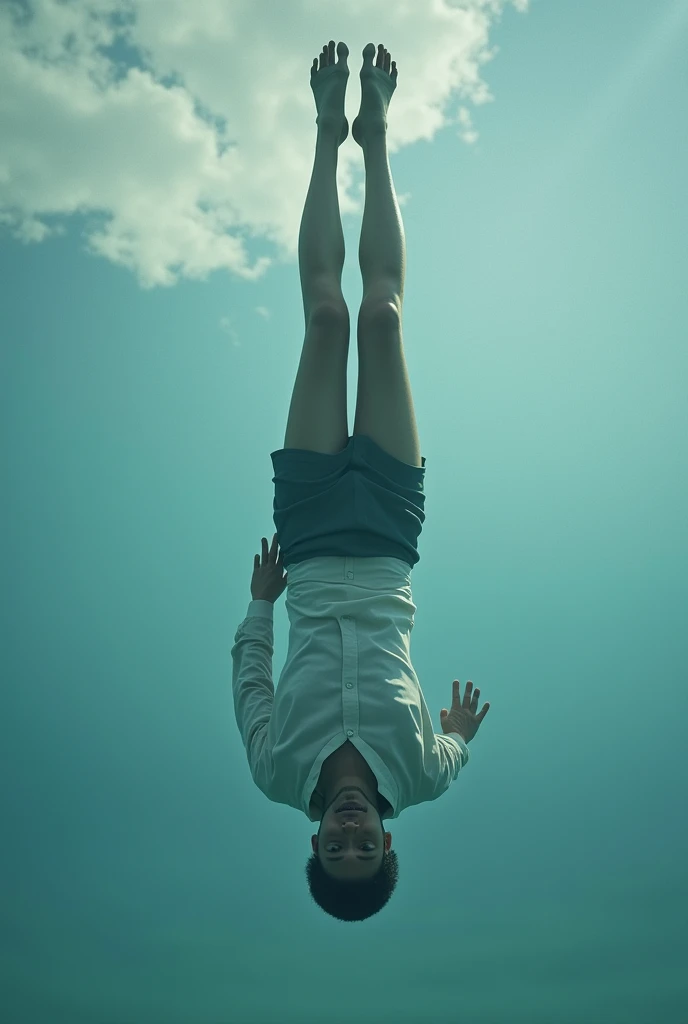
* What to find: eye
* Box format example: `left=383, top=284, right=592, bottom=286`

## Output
left=326, top=842, right=376, bottom=852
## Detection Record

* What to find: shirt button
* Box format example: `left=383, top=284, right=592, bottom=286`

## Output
left=347, top=730, right=354, bottom=737
left=346, top=682, right=353, bottom=689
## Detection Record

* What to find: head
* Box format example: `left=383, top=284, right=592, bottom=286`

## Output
left=306, top=785, right=398, bottom=922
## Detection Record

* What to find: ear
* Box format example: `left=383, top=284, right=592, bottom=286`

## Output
left=311, top=834, right=318, bottom=853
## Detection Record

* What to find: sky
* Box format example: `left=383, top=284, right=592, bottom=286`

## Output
left=2, top=1, right=688, bottom=1022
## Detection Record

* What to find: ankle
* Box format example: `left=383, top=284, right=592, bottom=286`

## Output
left=359, top=127, right=388, bottom=154
left=316, top=118, right=347, bottom=150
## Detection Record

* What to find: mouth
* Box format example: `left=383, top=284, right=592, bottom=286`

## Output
left=336, top=802, right=366, bottom=813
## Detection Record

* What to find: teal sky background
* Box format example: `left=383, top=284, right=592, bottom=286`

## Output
left=3, top=1, right=688, bottom=1022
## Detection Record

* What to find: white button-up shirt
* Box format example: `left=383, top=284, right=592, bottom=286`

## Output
left=231, top=555, right=469, bottom=821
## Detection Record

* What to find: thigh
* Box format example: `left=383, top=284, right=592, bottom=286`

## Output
left=284, top=307, right=350, bottom=455
left=353, top=312, right=422, bottom=468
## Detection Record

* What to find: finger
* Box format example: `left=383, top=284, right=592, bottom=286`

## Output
left=471, top=687, right=480, bottom=708
left=477, top=703, right=490, bottom=721
left=262, top=537, right=268, bottom=562
left=463, top=680, right=473, bottom=707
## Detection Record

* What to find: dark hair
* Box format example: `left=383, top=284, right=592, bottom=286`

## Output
left=305, top=849, right=399, bottom=922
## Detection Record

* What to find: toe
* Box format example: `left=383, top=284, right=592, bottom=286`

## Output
left=336, top=41, right=349, bottom=64
left=362, top=42, right=376, bottom=64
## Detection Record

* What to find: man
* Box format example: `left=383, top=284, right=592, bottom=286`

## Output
left=231, top=41, right=491, bottom=923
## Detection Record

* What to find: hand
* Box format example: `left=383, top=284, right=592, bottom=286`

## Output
left=251, top=534, right=288, bottom=603
left=440, top=680, right=490, bottom=744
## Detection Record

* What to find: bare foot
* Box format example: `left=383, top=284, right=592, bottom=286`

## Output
left=352, top=43, right=397, bottom=146
left=310, top=40, right=349, bottom=145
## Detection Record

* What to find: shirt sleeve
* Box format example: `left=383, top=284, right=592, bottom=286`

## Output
left=230, top=600, right=275, bottom=779
left=442, top=732, right=470, bottom=761
left=433, top=732, right=471, bottom=798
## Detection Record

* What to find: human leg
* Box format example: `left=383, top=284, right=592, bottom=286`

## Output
left=284, top=41, right=351, bottom=454
left=352, top=44, right=421, bottom=468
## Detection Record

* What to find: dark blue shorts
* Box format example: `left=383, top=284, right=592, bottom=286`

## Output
left=271, top=434, right=427, bottom=569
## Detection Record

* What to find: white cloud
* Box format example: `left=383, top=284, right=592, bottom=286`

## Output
left=0, top=0, right=528, bottom=288
left=457, top=105, right=478, bottom=145
left=219, top=313, right=239, bottom=346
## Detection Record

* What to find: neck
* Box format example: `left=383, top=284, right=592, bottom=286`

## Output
left=320, top=773, right=380, bottom=815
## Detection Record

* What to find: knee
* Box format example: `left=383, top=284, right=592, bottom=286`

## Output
left=307, top=299, right=350, bottom=330
left=358, top=296, right=402, bottom=328
left=358, top=298, right=402, bottom=342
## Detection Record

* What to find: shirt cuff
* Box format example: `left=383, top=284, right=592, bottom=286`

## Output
left=443, top=732, right=469, bottom=756
left=247, top=599, right=275, bottom=619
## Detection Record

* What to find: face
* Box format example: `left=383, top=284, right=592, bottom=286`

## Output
left=311, top=785, right=392, bottom=880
